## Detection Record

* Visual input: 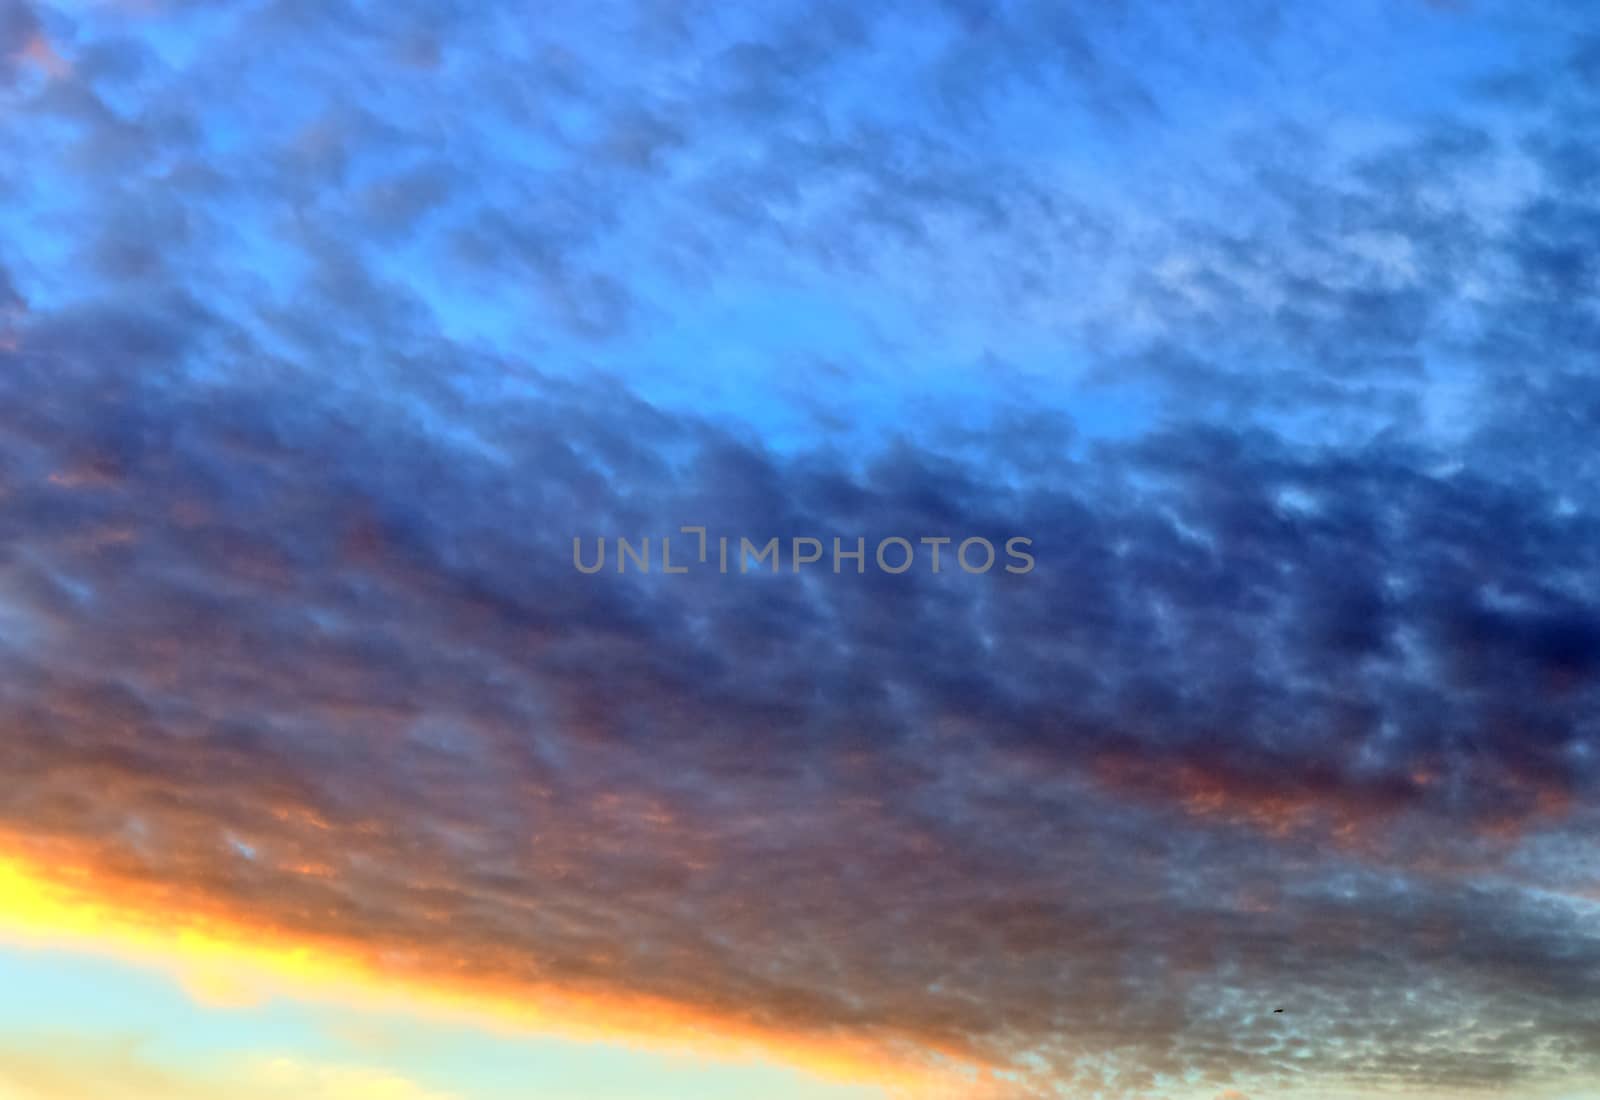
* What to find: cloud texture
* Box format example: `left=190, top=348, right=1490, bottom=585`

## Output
left=2, top=1, right=1599, bottom=1097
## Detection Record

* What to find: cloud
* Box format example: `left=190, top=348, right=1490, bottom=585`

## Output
left=0, top=1038, right=456, bottom=1100
left=0, top=2, right=1598, bottom=1099
left=0, top=343, right=1597, bottom=1096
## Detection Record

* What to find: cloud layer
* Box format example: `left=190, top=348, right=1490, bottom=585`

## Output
left=2, top=1, right=1600, bottom=1097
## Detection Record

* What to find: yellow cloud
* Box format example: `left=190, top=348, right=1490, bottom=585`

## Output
left=243, top=1057, right=458, bottom=1100
left=0, top=849, right=978, bottom=1099
left=0, top=1040, right=455, bottom=1100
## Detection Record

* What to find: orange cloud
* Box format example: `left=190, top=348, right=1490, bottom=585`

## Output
left=21, top=34, right=69, bottom=79
left=0, top=844, right=989, bottom=1100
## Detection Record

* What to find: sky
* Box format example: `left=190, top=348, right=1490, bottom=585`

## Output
left=1, top=0, right=1599, bottom=1098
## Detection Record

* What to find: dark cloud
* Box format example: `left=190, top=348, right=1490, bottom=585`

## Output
left=2, top=324, right=1599, bottom=1095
